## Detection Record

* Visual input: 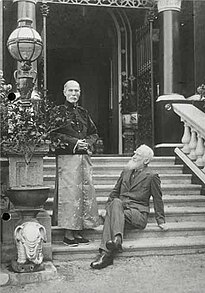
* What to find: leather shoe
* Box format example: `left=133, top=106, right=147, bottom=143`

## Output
left=106, top=236, right=122, bottom=253
left=90, top=252, right=113, bottom=269
left=63, top=237, right=78, bottom=247
left=75, top=237, right=90, bottom=244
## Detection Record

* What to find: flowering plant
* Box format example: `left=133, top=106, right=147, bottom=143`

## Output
left=0, top=73, right=71, bottom=164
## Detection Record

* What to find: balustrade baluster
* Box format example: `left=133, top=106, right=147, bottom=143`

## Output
left=172, top=102, right=205, bottom=177
left=188, top=129, right=197, bottom=161
left=181, top=122, right=191, bottom=154
left=195, top=135, right=205, bottom=167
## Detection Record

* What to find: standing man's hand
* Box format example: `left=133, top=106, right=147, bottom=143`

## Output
left=99, top=209, right=106, bottom=219
left=77, top=139, right=88, bottom=151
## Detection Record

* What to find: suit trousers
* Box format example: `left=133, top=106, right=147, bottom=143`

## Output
left=99, top=198, right=148, bottom=252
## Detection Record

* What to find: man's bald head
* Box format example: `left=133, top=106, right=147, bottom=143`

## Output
left=63, top=80, right=81, bottom=105
left=64, top=80, right=80, bottom=91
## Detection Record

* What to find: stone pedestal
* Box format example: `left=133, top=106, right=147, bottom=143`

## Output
left=1, top=209, right=52, bottom=263
left=1, top=148, right=52, bottom=270
left=0, top=262, right=57, bottom=286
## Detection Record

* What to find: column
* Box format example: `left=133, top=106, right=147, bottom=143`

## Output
left=0, top=0, right=3, bottom=70
left=14, top=0, right=36, bottom=27
left=158, top=0, right=182, bottom=95
left=193, top=1, right=205, bottom=88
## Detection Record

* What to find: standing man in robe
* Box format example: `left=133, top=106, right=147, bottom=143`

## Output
left=53, top=80, right=99, bottom=246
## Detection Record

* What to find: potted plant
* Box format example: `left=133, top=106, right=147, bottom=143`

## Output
left=0, top=71, right=72, bottom=209
left=120, top=75, right=138, bottom=128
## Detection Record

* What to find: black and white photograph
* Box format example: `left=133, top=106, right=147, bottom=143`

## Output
left=0, top=0, right=205, bottom=292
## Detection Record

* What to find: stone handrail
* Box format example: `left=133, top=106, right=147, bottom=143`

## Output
left=172, top=102, right=205, bottom=183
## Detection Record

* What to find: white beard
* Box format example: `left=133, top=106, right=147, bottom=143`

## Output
left=125, top=160, right=138, bottom=171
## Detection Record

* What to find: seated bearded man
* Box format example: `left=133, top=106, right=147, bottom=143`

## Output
left=90, top=144, right=168, bottom=269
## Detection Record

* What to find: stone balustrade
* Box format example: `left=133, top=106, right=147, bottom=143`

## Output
left=172, top=103, right=205, bottom=174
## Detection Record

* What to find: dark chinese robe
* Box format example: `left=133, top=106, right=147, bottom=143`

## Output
left=53, top=102, right=100, bottom=230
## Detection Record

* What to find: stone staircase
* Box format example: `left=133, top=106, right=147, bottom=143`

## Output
left=43, top=156, right=205, bottom=261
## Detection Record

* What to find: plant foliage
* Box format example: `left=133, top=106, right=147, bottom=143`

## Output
left=197, top=84, right=205, bottom=100
left=0, top=89, right=72, bottom=164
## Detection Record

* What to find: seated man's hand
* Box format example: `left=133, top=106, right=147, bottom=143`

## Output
left=158, top=223, right=169, bottom=231
left=99, top=209, right=106, bottom=219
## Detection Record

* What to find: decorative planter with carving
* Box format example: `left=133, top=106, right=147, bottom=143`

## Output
left=6, top=145, right=50, bottom=215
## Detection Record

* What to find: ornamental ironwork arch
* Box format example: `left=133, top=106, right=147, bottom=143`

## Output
left=38, top=0, right=155, bottom=10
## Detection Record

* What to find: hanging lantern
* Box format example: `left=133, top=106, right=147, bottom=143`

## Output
left=6, top=19, right=43, bottom=100
left=7, top=18, right=43, bottom=64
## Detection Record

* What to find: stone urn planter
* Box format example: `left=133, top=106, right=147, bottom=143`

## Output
left=6, top=186, right=49, bottom=213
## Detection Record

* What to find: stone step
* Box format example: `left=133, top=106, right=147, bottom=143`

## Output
left=93, top=174, right=192, bottom=185
left=52, top=235, right=205, bottom=261
left=94, top=184, right=202, bottom=196
left=91, top=156, right=176, bottom=166
left=43, top=156, right=56, bottom=165
left=43, top=164, right=184, bottom=176
left=95, top=195, right=205, bottom=209
left=52, top=221, right=205, bottom=242
left=46, top=206, right=205, bottom=222
left=43, top=156, right=176, bottom=166
left=45, top=195, right=205, bottom=212
left=44, top=182, right=202, bottom=199
left=107, top=206, right=205, bottom=222
left=92, top=165, right=184, bottom=175
left=43, top=173, right=192, bottom=184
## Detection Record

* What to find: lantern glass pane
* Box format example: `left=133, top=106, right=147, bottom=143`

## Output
left=31, top=44, right=42, bottom=61
left=18, top=42, right=34, bottom=61
left=19, top=27, right=34, bottom=39
left=9, top=29, right=19, bottom=40
left=8, top=43, right=21, bottom=61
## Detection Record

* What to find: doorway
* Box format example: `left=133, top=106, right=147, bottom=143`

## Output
left=46, top=5, right=118, bottom=153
